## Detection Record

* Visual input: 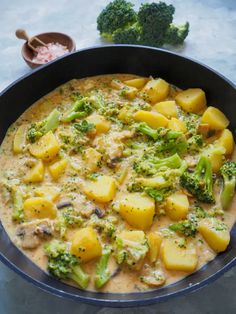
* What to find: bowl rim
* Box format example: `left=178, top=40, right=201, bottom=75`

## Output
left=1, top=44, right=236, bottom=307
left=21, top=31, right=76, bottom=65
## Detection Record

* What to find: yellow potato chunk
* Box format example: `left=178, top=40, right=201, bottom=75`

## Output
left=175, top=88, right=206, bottom=113
left=118, top=107, right=132, bottom=123
left=84, top=148, right=102, bottom=172
left=119, top=193, right=155, bottom=230
left=29, top=131, right=60, bottom=161
left=153, top=100, right=177, bottom=118
left=111, top=79, right=138, bottom=100
left=34, top=186, right=60, bottom=201
left=168, top=117, right=187, bottom=133
left=124, top=78, right=148, bottom=89
left=141, top=78, right=169, bottom=103
left=201, top=106, right=229, bottom=130
left=134, top=110, right=169, bottom=129
left=83, top=175, right=117, bottom=203
left=13, top=124, right=28, bottom=153
left=24, top=160, right=45, bottom=183
left=218, top=129, right=234, bottom=155
left=147, top=232, right=162, bottom=263
left=23, top=197, right=57, bottom=220
left=86, top=114, right=111, bottom=134
left=49, top=159, right=68, bottom=180
left=166, top=192, right=189, bottom=221
left=162, top=238, right=198, bottom=272
left=70, top=227, right=102, bottom=263
left=198, top=218, right=230, bottom=253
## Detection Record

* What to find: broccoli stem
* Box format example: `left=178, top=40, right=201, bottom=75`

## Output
left=69, top=265, right=90, bottom=290
left=221, top=175, right=236, bottom=210
left=95, top=246, right=112, bottom=289
left=41, top=109, right=60, bottom=134
left=196, top=155, right=213, bottom=196
left=11, top=188, right=24, bottom=221
left=62, top=98, right=91, bottom=122
left=138, top=123, right=158, bottom=140
left=152, top=153, right=182, bottom=169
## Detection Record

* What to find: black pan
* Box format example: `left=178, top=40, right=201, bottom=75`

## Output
left=0, top=45, right=236, bottom=307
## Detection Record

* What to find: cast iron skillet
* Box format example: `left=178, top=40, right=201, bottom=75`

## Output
left=0, top=45, right=236, bottom=307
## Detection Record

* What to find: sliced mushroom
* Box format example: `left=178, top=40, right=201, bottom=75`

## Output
left=15, top=219, right=54, bottom=250
left=140, top=264, right=166, bottom=287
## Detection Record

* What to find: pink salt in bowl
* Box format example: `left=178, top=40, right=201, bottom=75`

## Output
left=21, top=32, right=76, bottom=69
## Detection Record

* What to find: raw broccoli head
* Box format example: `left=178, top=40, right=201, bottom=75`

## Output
left=164, top=22, right=190, bottom=45
left=220, top=161, right=236, bottom=210
left=44, top=240, right=89, bottom=289
left=180, top=155, right=215, bottom=203
left=97, top=0, right=137, bottom=36
left=113, top=23, right=141, bottom=44
left=138, top=2, right=175, bottom=47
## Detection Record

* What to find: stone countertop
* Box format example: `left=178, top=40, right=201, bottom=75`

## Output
left=0, top=0, right=236, bottom=313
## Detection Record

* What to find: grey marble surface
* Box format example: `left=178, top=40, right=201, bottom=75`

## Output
left=1, top=0, right=236, bottom=313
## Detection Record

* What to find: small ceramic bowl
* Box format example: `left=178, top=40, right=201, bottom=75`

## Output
left=21, top=32, right=76, bottom=68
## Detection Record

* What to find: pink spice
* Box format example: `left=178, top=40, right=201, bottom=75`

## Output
left=32, top=42, right=69, bottom=64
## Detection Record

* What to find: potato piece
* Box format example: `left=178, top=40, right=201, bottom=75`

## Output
left=141, top=79, right=169, bottom=104
left=49, top=159, right=68, bottom=180
left=23, top=197, right=57, bottom=220
left=70, top=227, right=102, bottom=263
left=34, top=186, right=60, bottom=201
left=198, top=218, right=230, bottom=253
left=83, top=175, right=117, bottom=203
left=119, top=193, right=155, bottom=230
left=162, top=238, right=198, bottom=272
left=13, top=124, right=28, bottom=153
left=153, top=100, right=177, bottom=118
left=84, top=148, right=102, bottom=172
left=175, top=88, right=206, bottom=113
left=201, top=106, right=229, bottom=130
left=111, top=79, right=138, bottom=100
left=124, top=77, right=148, bottom=89
left=217, top=129, right=234, bottom=155
left=86, top=114, right=111, bottom=134
left=166, top=192, right=189, bottom=221
left=147, top=232, right=162, bottom=263
left=168, top=117, right=187, bottom=133
left=29, top=131, right=60, bottom=161
left=24, top=160, right=45, bottom=183
left=119, top=230, right=146, bottom=242
left=134, top=110, right=169, bottom=129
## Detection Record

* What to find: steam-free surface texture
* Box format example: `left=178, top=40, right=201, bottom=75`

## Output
left=1, top=0, right=236, bottom=313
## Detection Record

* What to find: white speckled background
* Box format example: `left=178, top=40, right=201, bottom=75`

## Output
left=1, top=0, right=236, bottom=313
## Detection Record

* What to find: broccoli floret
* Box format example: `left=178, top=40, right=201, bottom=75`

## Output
left=180, top=155, right=215, bottom=203
left=113, top=23, right=141, bottom=44
left=169, top=219, right=197, bottom=237
left=138, top=2, right=175, bottom=47
left=44, top=240, right=89, bottom=289
left=73, top=120, right=95, bottom=133
left=183, top=113, right=201, bottom=136
left=56, top=207, right=83, bottom=238
left=134, top=153, right=184, bottom=176
left=27, top=109, right=60, bottom=143
left=145, top=187, right=171, bottom=202
left=164, top=22, right=190, bottom=45
left=87, top=214, right=116, bottom=239
left=115, top=233, right=148, bottom=266
left=187, top=134, right=203, bottom=153
left=138, top=123, right=187, bottom=154
left=95, top=246, right=112, bottom=289
left=97, top=0, right=137, bottom=38
left=62, top=97, right=93, bottom=123
left=220, top=161, right=236, bottom=210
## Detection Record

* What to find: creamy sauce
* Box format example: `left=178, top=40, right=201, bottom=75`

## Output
left=0, top=74, right=235, bottom=293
